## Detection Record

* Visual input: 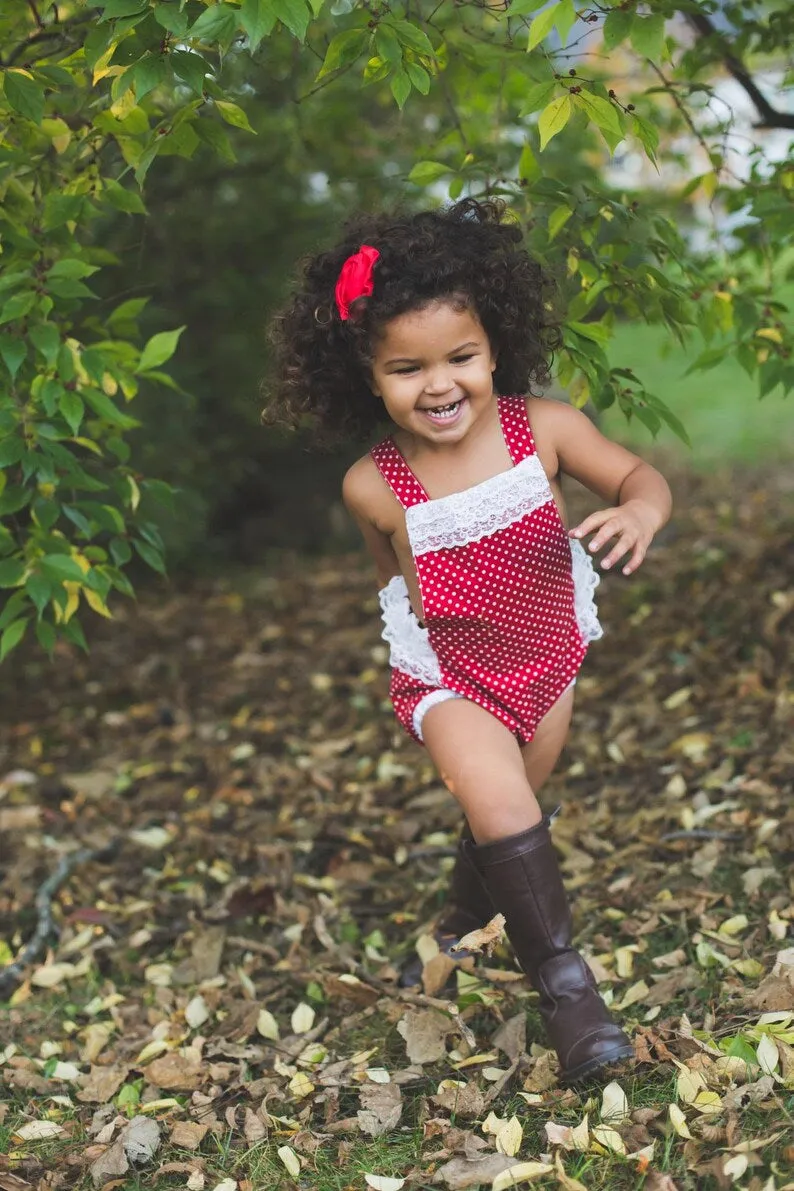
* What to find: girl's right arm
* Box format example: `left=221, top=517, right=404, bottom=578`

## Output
left=342, top=458, right=402, bottom=590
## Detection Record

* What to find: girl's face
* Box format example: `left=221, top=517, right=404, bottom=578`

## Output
left=369, top=300, right=497, bottom=446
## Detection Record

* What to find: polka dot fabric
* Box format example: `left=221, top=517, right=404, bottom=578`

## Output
left=371, top=396, right=590, bottom=747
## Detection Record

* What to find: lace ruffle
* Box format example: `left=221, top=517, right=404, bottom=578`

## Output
left=570, top=538, right=603, bottom=644
left=378, top=575, right=443, bottom=686
left=413, top=688, right=463, bottom=741
left=405, top=454, right=553, bottom=556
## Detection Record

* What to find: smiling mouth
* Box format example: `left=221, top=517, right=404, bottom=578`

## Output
left=422, top=400, right=462, bottom=421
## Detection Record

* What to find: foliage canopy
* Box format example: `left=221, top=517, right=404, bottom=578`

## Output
left=0, top=0, right=791, bottom=657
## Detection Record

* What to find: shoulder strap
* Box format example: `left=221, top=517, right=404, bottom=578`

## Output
left=498, top=395, right=537, bottom=465
left=370, top=437, right=429, bottom=509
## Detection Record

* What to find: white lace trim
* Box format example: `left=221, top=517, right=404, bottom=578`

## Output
left=570, top=538, right=603, bottom=644
left=378, top=536, right=602, bottom=693
left=378, top=575, right=443, bottom=686
left=405, top=454, right=553, bottom=556
left=413, top=689, right=463, bottom=741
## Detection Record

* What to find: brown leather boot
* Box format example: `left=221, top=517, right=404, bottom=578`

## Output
left=464, top=810, right=634, bottom=1083
left=398, top=822, right=494, bottom=988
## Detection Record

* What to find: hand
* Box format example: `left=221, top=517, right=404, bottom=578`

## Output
left=569, top=500, right=660, bottom=576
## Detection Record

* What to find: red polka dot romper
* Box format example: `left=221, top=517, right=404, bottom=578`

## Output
left=372, top=396, right=603, bottom=746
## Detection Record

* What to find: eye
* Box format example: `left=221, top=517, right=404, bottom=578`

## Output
left=393, top=365, right=418, bottom=375
left=452, top=354, right=475, bottom=364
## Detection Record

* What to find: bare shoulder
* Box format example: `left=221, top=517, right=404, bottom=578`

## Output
left=526, top=394, right=591, bottom=437
left=525, top=395, right=650, bottom=503
left=524, top=396, right=582, bottom=478
left=342, top=451, right=398, bottom=533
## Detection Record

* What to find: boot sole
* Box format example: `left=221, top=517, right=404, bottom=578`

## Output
left=561, top=1043, right=635, bottom=1085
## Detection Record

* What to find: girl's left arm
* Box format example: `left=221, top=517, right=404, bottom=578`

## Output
left=532, top=399, right=672, bottom=576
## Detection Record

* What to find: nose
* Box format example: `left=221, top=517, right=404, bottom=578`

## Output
left=424, top=366, right=455, bottom=395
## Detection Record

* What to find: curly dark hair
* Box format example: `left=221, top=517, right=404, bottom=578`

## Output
left=264, top=198, right=560, bottom=448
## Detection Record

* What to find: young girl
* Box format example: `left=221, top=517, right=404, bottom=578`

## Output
left=268, top=199, right=671, bottom=1084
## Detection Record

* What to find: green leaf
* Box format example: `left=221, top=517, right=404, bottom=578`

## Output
left=240, top=0, right=277, bottom=50
left=0, top=437, right=26, bottom=468
left=392, top=19, right=433, bottom=58
left=47, top=277, right=97, bottom=300
left=25, top=573, right=52, bottom=615
left=405, top=61, right=430, bottom=94
left=527, top=3, right=558, bottom=52
left=548, top=204, right=573, bottom=240
left=575, top=89, right=622, bottom=137
left=82, top=388, right=139, bottom=428
left=130, top=53, right=170, bottom=102
left=138, top=326, right=185, bottom=372
left=40, top=554, right=88, bottom=583
left=0, top=291, right=36, bottom=326
left=0, top=559, right=25, bottom=588
left=390, top=69, right=411, bottom=109
left=195, top=118, right=236, bottom=162
left=317, top=29, right=368, bottom=79
left=602, top=8, right=633, bottom=51
left=518, top=142, right=539, bottom=181
left=154, top=2, right=189, bottom=35
left=375, top=27, right=402, bottom=67
left=102, top=177, right=148, bottom=214
left=537, top=94, right=571, bottom=149
left=4, top=69, right=45, bottom=124
left=35, top=619, right=57, bottom=654
left=408, top=160, right=450, bottom=185
left=633, top=113, right=659, bottom=166
left=0, top=590, right=27, bottom=631
left=47, top=259, right=100, bottom=281
left=214, top=100, right=256, bottom=132
left=630, top=13, right=665, bottom=60
left=134, top=539, right=166, bottom=574
left=97, top=0, right=148, bottom=20
left=0, top=335, right=26, bottom=379
left=520, top=80, right=555, bottom=116
left=568, top=319, right=611, bottom=346
left=0, top=618, right=28, bottom=661
left=62, top=617, right=88, bottom=651
left=189, top=3, right=238, bottom=42
left=505, top=0, right=547, bottom=15
left=171, top=50, right=211, bottom=95
left=272, top=0, right=310, bottom=41
left=554, top=0, right=576, bottom=45
left=59, top=390, right=85, bottom=435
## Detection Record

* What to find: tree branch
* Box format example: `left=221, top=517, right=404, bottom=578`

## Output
left=684, top=10, right=794, bottom=131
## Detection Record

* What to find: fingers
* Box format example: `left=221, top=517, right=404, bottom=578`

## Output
left=621, top=540, right=647, bottom=575
left=569, top=508, right=615, bottom=540
left=570, top=507, right=652, bottom=575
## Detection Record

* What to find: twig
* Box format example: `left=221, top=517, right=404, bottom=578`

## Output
left=0, top=838, right=123, bottom=999
left=685, top=11, right=794, bottom=131
left=658, top=829, right=743, bottom=842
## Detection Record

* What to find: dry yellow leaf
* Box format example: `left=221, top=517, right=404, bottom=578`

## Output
left=495, top=1115, right=523, bottom=1157
left=450, top=913, right=506, bottom=956
left=290, top=1003, right=315, bottom=1034
left=492, top=1162, right=554, bottom=1190
left=669, top=1103, right=692, bottom=1138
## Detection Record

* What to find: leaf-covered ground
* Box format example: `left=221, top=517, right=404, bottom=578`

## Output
left=1, top=463, right=793, bottom=1191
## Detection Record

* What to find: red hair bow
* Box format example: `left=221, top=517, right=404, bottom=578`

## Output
left=334, top=244, right=380, bottom=321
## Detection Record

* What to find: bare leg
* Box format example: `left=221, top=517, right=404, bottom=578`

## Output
left=421, top=686, right=576, bottom=841
left=521, top=683, right=575, bottom=793
left=420, top=698, right=541, bottom=842
left=396, top=689, right=575, bottom=988
left=422, top=688, right=632, bottom=1082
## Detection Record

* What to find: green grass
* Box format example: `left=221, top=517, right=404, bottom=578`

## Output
left=603, top=323, right=792, bottom=466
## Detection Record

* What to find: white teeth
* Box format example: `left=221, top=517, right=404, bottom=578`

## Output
left=425, top=401, right=460, bottom=420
